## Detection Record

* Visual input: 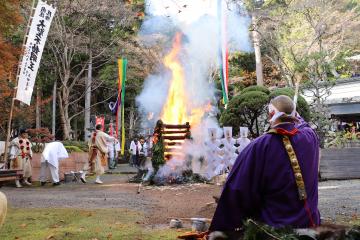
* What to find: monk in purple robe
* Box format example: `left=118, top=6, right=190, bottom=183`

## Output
left=210, top=95, right=320, bottom=232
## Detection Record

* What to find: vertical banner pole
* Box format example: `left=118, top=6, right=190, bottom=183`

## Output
left=3, top=0, right=37, bottom=167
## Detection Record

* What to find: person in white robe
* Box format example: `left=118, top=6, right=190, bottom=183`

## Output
left=129, top=138, right=142, bottom=167
left=107, top=139, right=120, bottom=169
left=236, top=127, right=251, bottom=155
left=204, top=128, right=223, bottom=179
left=220, top=127, right=238, bottom=168
left=40, top=141, right=69, bottom=186
left=9, top=129, right=33, bottom=188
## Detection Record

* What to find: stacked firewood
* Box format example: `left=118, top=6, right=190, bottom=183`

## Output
left=162, top=122, right=191, bottom=161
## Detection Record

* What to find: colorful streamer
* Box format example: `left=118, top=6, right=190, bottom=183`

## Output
left=117, top=58, right=127, bottom=155
left=217, top=0, right=229, bottom=105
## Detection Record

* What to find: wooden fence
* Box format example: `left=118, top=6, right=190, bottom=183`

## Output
left=320, top=148, right=360, bottom=180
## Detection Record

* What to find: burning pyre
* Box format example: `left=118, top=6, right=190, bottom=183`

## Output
left=150, top=33, right=212, bottom=184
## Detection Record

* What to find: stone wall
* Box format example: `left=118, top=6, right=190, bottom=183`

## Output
left=31, top=153, right=89, bottom=181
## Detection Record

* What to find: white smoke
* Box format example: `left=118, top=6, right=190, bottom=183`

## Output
left=136, top=0, right=251, bottom=180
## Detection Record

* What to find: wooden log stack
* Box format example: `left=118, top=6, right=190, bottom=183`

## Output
left=162, top=122, right=191, bottom=160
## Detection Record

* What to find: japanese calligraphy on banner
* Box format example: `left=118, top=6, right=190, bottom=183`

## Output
left=16, top=1, right=56, bottom=105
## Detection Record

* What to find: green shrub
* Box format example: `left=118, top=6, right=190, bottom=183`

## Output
left=220, top=90, right=269, bottom=136
left=241, top=85, right=270, bottom=95
left=64, top=145, right=84, bottom=153
left=63, top=141, right=88, bottom=152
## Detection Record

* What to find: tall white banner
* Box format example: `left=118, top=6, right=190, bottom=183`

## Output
left=16, top=1, right=56, bottom=105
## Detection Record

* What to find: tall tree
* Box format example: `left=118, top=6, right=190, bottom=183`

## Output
left=46, top=0, right=138, bottom=139
left=261, top=0, right=360, bottom=146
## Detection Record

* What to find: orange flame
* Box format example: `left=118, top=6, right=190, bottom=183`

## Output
left=160, top=33, right=189, bottom=124
left=160, top=33, right=212, bottom=126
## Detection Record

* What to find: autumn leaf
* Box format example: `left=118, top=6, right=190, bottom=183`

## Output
left=46, top=234, right=55, bottom=240
left=19, top=223, right=27, bottom=228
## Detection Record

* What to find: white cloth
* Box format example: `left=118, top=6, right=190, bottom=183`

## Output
left=107, top=140, right=120, bottom=159
left=41, top=142, right=69, bottom=169
left=129, top=141, right=142, bottom=155
left=268, top=103, right=296, bottom=123
left=237, top=137, right=251, bottom=155
left=39, top=162, right=59, bottom=183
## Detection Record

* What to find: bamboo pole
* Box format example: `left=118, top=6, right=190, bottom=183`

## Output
left=3, top=0, right=37, bottom=167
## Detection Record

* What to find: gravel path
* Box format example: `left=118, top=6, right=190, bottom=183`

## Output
left=1, top=172, right=359, bottom=225
left=318, top=180, right=360, bottom=223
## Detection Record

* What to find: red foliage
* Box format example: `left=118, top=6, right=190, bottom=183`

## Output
left=27, top=128, right=54, bottom=143
left=0, top=1, right=36, bottom=138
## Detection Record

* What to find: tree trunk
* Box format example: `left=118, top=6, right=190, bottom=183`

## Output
left=58, top=87, right=72, bottom=140
left=73, top=116, right=78, bottom=140
left=36, top=87, right=41, bottom=129
left=52, top=81, right=56, bottom=137
left=84, top=51, right=92, bottom=141
left=252, top=12, right=264, bottom=86
left=129, top=107, right=135, bottom=139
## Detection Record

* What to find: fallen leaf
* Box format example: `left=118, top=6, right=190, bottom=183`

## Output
left=46, top=234, right=55, bottom=240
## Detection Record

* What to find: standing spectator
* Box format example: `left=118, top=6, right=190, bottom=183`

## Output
left=9, top=129, right=33, bottom=188
left=81, top=124, right=115, bottom=184
left=107, top=139, right=120, bottom=169
left=139, top=137, right=148, bottom=168
left=129, top=138, right=142, bottom=167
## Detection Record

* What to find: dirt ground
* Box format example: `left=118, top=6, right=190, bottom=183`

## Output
left=1, top=173, right=221, bottom=227
left=1, top=170, right=360, bottom=227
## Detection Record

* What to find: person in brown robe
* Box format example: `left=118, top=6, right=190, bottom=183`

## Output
left=81, top=124, right=115, bottom=184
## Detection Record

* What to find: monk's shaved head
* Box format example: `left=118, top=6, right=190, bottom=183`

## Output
left=270, top=95, right=294, bottom=115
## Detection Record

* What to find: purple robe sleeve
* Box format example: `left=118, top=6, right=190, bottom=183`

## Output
left=209, top=139, right=267, bottom=231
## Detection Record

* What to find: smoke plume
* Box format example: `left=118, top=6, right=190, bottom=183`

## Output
left=136, top=0, right=251, bottom=179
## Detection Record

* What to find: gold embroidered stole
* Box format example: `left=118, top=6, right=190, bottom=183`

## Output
left=268, top=129, right=307, bottom=200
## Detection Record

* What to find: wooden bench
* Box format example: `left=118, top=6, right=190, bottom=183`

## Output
left=0, top=169, right=23, bottom=183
